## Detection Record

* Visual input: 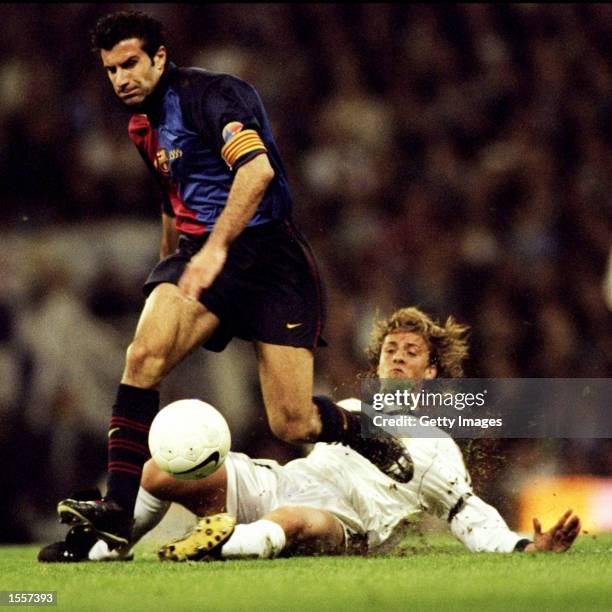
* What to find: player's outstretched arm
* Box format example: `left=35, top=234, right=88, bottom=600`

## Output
left=523, top=509, right=581, bottom=552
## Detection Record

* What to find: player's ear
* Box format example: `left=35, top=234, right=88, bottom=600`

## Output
left=153, top=46, right=167, bottom=71
left=424, top=364, right=437, bottom=380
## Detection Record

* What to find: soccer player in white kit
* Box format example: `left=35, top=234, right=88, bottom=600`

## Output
left=39, top=307, right=580, bottom=562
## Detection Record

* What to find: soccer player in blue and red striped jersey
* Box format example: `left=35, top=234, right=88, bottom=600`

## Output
left=52, top=11, right=413, bottom=551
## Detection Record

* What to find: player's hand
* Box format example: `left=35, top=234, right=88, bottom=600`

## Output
left=178, top=242, right=227, bottom=301
left=529, top=509, right=581, bottom=552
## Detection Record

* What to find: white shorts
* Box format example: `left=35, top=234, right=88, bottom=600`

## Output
left=224, top=452, right=359, bottom=524
left=223, top=445, right=421, bottom=549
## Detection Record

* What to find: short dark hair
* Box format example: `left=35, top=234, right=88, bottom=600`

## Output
left=90, top=11, right=166, bottom=58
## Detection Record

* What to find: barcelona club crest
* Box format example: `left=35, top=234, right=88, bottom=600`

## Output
left=155, top=148, right=170, bottom=175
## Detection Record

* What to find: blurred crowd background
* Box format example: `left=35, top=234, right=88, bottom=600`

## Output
left=1, top=4, right=611, bottom=543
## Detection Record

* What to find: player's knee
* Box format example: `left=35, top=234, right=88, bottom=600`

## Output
left=269, top=415, right=316, bottom=444
left=284, top=515, right=309, bottom=542
left=141, top=459, right=166, bottom=499
left=269, top=508, right=308, bottom=541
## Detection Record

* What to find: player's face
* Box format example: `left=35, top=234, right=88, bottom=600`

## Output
left=100, top=38, right=167, bottom=106
left=377, top=331, right=437, bottom=381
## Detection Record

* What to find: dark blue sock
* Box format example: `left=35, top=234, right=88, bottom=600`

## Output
left=313, top=395, right=360, bottom=443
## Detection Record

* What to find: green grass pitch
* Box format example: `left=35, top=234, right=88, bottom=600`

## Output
left=1, top=533, right=611, bottom=611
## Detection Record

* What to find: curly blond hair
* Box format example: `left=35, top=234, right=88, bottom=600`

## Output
left=365, top=306, right=470, bottom=378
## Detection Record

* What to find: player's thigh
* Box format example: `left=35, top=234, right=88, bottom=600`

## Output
left=265, top=506, right=344, bottom=554
left=254, top=342, right=314, bottom=419
left=141, top=458, right=228, bottom=516
left=131, top=282, right=220, bottom=365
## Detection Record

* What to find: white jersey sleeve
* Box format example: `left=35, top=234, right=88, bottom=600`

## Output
left=450, top=494, right=526, bottom=553
left=407, top=435, right=525, bottom=552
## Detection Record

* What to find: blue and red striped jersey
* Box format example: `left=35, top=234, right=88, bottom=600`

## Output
left=128, top=63, right=292, bottom=235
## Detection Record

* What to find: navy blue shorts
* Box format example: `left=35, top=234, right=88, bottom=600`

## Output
left=143, top=220, right=326, bottom=352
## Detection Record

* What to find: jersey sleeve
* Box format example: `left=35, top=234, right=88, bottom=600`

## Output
left=415, top=437, right=473, bottom=520
left=414, top=437, right=524, bottom=552
left=185, top=75, right=268, bottom=172
left=450, top=495, right=524, bottom=553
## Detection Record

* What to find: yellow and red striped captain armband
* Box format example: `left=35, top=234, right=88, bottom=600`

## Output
left=221, top=121, right=267, bottom=169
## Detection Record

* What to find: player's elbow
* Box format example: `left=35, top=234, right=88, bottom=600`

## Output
left=254, top=154, right=275, bottom=188
left=242, top=153, right=274, bottom=188
left=261, top=157, right=275, bottom=183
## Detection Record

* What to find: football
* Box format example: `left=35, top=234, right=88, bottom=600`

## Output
left=148, top=399, right=231, bottom=480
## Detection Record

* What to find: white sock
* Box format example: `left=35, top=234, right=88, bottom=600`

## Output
left=88, top=540, right=126, bottom=561
left=220, top=519, right=286, bottom=559
left=88, top=487, right=171, bottom=561
left=132, top=486, right=171, bottom=543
